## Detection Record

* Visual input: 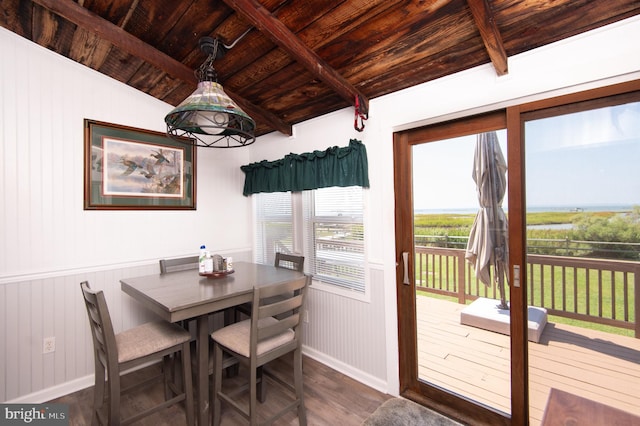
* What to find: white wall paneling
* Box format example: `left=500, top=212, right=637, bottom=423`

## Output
left=1, top=263, right=158, bottom=402
left=0, top=27, right=254, bottom=280
left=302, top=267, right=387, bottom=392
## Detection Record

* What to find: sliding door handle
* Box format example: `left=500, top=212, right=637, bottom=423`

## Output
left=402, top=252, right=410, bottom=285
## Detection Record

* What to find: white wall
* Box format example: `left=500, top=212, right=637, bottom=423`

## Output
left=1, top=14, right=640, bottom=403
left=0, top=28, right=254, bottom=279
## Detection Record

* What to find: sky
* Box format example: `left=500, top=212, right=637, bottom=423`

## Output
left=412, top=102, right=640, bottom=212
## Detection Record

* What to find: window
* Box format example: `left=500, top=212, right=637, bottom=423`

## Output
left=254, top=191, right=293, bottom=265
left=254, top=186, right=366, bottom=295
left=303, top=186, right=365, bottom=292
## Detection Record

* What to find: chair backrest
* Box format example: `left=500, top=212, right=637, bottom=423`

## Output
left=159, top=256, right=200, bottom=274
left=80, top=281, right=119, bottom=375
left=274, top=252, right=304, bottom=272
left=250, top=275, right=309, bottom=360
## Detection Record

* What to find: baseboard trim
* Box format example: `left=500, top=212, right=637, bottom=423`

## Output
left=302, top=345, right=388, bottom=393
left=6, top=348, right=387, bottom=403
left=5, top=361, right=160, bottom=404
left=6, top=375, right=94, bottom=404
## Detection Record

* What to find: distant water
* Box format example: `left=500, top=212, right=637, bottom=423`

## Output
left=527, top=223, right=574, bottom=230
left=415, top=204, right=635, bottom=215
left=526, top=204, right=634, bottom=213
left=415, top=208, right=478, bottom=215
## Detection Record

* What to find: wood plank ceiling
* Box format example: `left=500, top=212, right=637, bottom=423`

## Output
left=2, top=0, right=639, bottom=137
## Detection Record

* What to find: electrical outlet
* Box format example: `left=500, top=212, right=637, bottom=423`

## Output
left=43, top=336, right=55, bottom=354
left=303, top=310, right=309, bottom=323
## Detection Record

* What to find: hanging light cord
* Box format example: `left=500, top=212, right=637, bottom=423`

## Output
left=194, top=28, right=252, bottom=82
left=223, top=27, right=252, bottom=49
left=354, top=95, right=368, bottom=132
left=196, top=38, right=220, bottom=82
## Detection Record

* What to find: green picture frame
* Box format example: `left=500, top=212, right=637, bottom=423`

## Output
left=84, top=119, right=196, bottom=210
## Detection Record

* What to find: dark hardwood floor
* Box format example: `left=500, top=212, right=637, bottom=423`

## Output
left=49, top=354, right=391, bottom=425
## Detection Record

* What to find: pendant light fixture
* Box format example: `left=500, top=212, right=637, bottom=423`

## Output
left=165, top=37, right=256, bottom=148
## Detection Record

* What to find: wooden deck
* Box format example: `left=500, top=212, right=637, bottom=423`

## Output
left=417, top=296, right=640, bottom=425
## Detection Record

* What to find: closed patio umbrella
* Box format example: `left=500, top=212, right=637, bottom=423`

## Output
left=465, top=131, right=509, bottom=309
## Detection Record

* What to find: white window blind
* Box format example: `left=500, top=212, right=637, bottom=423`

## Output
left=254, top=192, right=293, bottom=265
left=254, top=186, right=366, bottom=294
left=303, top=186, right=365, bottom=293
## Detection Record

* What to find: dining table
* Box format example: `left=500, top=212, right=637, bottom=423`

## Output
left=120, top=261, right=307, bottom=426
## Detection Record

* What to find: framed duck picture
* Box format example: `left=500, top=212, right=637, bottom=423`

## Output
left=84, top=119, right=196, bottom=210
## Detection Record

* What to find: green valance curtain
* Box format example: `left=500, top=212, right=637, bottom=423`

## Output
left=241, top=139, right=370, bottom=196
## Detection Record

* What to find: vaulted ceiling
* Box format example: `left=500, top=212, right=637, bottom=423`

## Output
left=2, top=0, right=639, bottom=137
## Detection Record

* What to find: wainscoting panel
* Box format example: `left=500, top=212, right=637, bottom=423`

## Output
left=0, top=263, right=159, bottom=402
left=303, top=267, right=387, bottom=387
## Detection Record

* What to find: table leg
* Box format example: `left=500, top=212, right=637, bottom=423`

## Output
left=197, top=315, right=209, bottom=425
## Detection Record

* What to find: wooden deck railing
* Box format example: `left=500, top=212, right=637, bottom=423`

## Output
left=414, top=246, right=640, bottom=337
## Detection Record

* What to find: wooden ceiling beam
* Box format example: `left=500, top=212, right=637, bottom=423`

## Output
left=223, top=0, right=370, bottom=116
left=31, top=0, right=293, bottom=136
left=466, top=0, right=508, bottom=75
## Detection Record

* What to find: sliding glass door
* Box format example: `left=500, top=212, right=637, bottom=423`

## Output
left=394, top=112, right=512, bottom=425
left=395, top=80, right=640, bottom=425
left=521, top=89, right=640, bottom=425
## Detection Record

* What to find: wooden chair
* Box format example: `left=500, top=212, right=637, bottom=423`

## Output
left=159, top=255, right=200, bottom=274
left=236, top=253, right=304, bottom=319
left=271, top=253, right=304, bottom=320
left=233, top=253, right=305, bottom=398
left=80, top=281, right=194, bottom=426
left=160, top=256, right=237, bottom=382
left=211, top=275, right=310, bottom=426
left=159, top=256, right=201, bottom=331
left=274, top=252, right=305, bottom=272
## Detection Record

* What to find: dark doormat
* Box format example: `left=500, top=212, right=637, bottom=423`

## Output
left=363, top=398, right=465, bottom=426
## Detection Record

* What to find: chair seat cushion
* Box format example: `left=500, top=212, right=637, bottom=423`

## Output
left=116, top=321, right=191, bottom=363
left=211, top=317, right=294, bottom=358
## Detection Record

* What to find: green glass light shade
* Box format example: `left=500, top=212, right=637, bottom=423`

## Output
left=165, top=81, right=255, bottom=148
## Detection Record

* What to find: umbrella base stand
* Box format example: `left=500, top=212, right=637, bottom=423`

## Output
left=460, top=297, right=548, bottom=343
